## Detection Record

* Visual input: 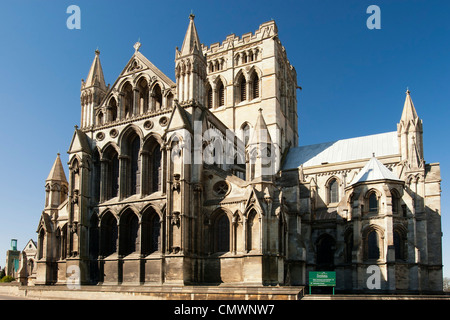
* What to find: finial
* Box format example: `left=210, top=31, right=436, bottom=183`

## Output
left=134, top=40, right=141, bottom=52
left=74, top=125, right=78, bottom=130
left=406, top=86, right=410, bottom=95
left=372, top=152, right=375, bottom=157
left=95, top=47, right=100, bottom=56
left=57, top=152, right=60, bottom=157
left=189, top=10, right=195, bottom=20
left=258, top=108, right=263, bottom=113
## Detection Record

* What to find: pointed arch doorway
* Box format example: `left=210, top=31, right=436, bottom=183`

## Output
left=316, top=234, right=336, bottom=271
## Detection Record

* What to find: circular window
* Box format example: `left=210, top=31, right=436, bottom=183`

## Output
left=109, top=129, right=118, bottom=138
left=144, top=120, right=154, bottom=130
left=96, top=132, right=105, bottom=141
left=159, top=116, right=168, bottom=127
left=213, top=181, right=229, bottom=197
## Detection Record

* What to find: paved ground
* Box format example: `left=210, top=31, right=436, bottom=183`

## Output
left=0, top=294, right=34, bottom=300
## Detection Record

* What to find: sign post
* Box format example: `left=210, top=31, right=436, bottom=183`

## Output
left=309, top=271, right=336, bottom=295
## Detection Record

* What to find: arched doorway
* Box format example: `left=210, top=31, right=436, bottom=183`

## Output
left=316, top=234, right=335, bottom=271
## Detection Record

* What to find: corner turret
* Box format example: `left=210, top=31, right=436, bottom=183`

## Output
left=80, top=49, right=108, bottom=128
left=397, top=89, right=424, bottom=171
left=175, top=14, right=207, bottom=105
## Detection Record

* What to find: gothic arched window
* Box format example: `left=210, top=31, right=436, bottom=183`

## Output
left=61, top=224, right=67, bottom=260
left=109, top=97, right=118, bottom=122
left=122, top=82, right=133, bottom=119
left=215, top=213, right=230, bottom=253
left=251, top=72, right=259, bottom=99
left=142, top=207, right=161, bottom=255
left=38, top=228, right=45, bottom=259
left=130, top=135, right=140, bottom=195
left=119, top=210, right=139, bottom=256
left=367, top=230, right=380, bottom=260
left=167, top=92, right=174, bottom=109
left=247, top=210, right=260, bottom=252
left=391, top=190, right=400, bottom=215
left=217, top=80, right=225, bottom=107
left=97, top=112, right=104, bottom=126
left=328, top=178, right=339, bottom=203
left=89, top=215, right=99, bottom=261
left=242, top=123, right=251, bottom=147
left=152, top=84, right=163, bottom=111
left=238, top=75, right=246, bottom=103
left=344, top=230, right=353, bottom=263
left=121, top=129, right=141, bottom=198
left=207, top=85, right=213, bottom=109
left=92, top=149, right=101, bottom=202
left=394, top=230, right=406, bottom=260
left=152, top=145, right=162, bottom=193
left=110, top=153, right=119, bottom=198
left=100, top=212, right=118, bottom=257
left=142, top=137, right=163, bottom=196
left=368, top=192, right=378, bottom=213
left=137, top=78, right=149, bottom=114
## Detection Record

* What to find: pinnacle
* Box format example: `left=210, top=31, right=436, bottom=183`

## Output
left=46, top=153, right=67, bottom=183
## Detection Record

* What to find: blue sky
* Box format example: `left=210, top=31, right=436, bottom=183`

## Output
left=0, top=0, right=449, bottom=278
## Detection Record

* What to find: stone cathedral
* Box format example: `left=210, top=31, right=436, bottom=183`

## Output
left=33, top=15, right=443, bottom=293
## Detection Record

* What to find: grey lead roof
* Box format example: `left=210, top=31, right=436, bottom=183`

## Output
left=282, top=131, right=399, bottom=170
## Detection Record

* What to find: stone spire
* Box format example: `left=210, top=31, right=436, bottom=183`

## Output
left=248, top=108, right=273, bottom=146
left=247, top=109, right=276, bottom=180
left=80, top=49, right=108, bottom=128
left=400, top=89, right=419, bottom=124
left=82, top=49, right=107, bottom=91
left=397, top=89, right=424, bottom=170
left=45, top=153, right=68, bottom=209
left=179, top=13, right=202, bottom=57
left=175, top=14, right=207, bottom=105
left=46, top=153, right=67, bottom=184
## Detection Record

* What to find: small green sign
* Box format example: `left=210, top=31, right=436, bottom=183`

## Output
left=309, top=271, right=336, bottom=286
left=309, top=271, right=336, bottom=295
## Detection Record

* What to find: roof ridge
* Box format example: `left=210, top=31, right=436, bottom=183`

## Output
left=297, top=131, right=397, bottom=149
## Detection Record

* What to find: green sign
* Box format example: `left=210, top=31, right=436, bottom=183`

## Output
left=309, top=271, right=336, bottom=286
left=309, top=271, right=336, bottom=295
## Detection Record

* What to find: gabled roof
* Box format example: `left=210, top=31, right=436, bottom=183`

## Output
left=283, top=131, right=399, bottom=169
left=113, top=49, right=175, bottom=88
left=22, top=239, right=37, bottom=252
left=165, top=102, right=192, bottom=133
left=68, top=127, right=91, bottom=155
left=349, top=155, right=402, bottom=186
left=133, top=51, right=175, bottom=86
left=46, top=153, right=67, bottom=183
